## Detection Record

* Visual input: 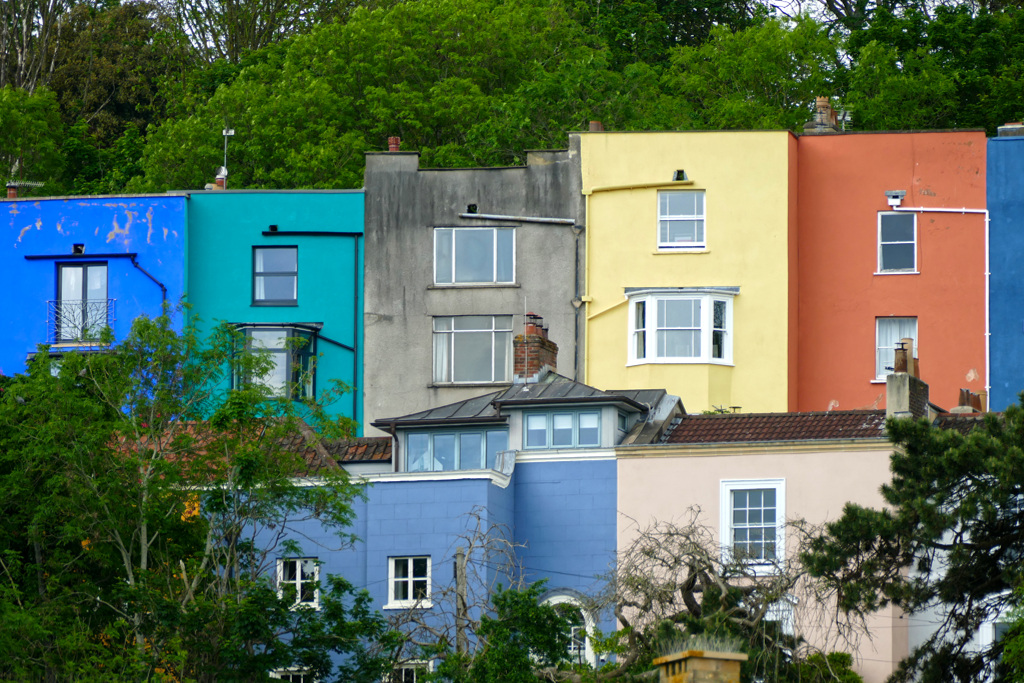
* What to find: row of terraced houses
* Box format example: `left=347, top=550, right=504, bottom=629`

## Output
left=7, top=101, right=1024, bottom=682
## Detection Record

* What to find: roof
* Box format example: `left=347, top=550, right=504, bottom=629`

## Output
left=323, top=437, right=392, bottom=463
left=933, top=413, right=989, bottom=435
left=661, top=410, right=888, bottom=444
left=371, top=374, right=656, bottom=429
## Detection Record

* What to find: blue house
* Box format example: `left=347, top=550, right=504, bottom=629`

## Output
left=1, top=194, right=186, bottom=376
left=988, top=126, right=1024, bottom=411
left=277, top=320, right=680, bottom=680
left=185, top=190, right=364, bottom=427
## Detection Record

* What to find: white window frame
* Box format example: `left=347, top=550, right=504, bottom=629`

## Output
left=875, top=317, right=918, bottom=380
left=543, top=595, right=598, bottom=667
left=522, top=410, right=602, bottom=450
left=877, top=212, right=917, bottom=273
left=720, top=479, right=785, bottom=575
left=389, top=661, right=432, bottom=683
left=432, top=315, right=513, bottom=384
left=386, top=556, right=432, bottom=609
left=270, top=670, right=317, bottom=682
left=277, top=557, right=320, bottom=609
left=403, top=429, right=509, bottom=472
left=627, top=291, right=734, bottom=366
left=657, top=190, right=706, bottom=250
left=434, top=227, right=516, bottom=285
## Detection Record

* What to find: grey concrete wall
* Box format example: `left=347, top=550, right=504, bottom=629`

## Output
left=363, top=143, right=585, bottom=435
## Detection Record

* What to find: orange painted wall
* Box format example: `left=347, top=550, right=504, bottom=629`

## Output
left=796, top=132, right=987, bottom=412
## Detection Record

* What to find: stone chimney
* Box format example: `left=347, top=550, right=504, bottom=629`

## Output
left=513, top=313, right=557, bottom=384
left=803, top=96, right=840, bottom=135
left=886, top=340, right=929, bottom=419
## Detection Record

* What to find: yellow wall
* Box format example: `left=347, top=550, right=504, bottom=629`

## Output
left=578, top=131, right=795, bottom=413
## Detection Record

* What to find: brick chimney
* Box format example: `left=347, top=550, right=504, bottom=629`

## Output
left=6, top=182, right=17, bottom=199
left=514, top=313, right=557, bottom=384
left=886, top=339, right=929, bottom=419
left=388, top=136, right=401, bottom=152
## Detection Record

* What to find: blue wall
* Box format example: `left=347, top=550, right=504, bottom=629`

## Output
left=1, top=195, right=186, bottom=376
left=185, top=191, right=364, bottom=427
left=988, top=138, right=1024, bottom=411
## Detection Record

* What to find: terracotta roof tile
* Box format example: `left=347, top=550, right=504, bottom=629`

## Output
left=662, top=410, right=887, bottom=445
left=933, top=413, right=989, bottom=435
left=323, top=437, right=392, bottom=463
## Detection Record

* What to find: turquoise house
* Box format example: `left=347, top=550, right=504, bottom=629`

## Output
left=186, top=191, right=364, bottom=430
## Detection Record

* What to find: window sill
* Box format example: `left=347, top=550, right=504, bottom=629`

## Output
left=870, top=378, right=888, bottom=384
left=626, top=359, right=734, bottom=367
left=384, top=601, right=433, bottom=611
left=251, top=302, right=298, bottom=307
left=874, top=271, right=919, bottom=276
left=653, top=249, right=710, bottom=255
left=430, top=382, right=512, bottom=388
left=428, top=283, right=520, bottom=289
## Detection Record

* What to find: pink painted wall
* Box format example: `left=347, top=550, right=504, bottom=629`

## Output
left=796, top=132, right=987, bottom=411
left=617, top=445, right=904, bottom=683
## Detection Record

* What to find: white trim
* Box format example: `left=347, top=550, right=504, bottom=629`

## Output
left=651, top=250, right=710, bottom=255
left=514, top=448, right=616, bottom=463
left=873, top=271, right=920, bottom=276
left=657, top=189, right=706, bottom=250
left=875, top=316, right=918, bottom=380
left=433, top=227, right=516, bottom=285
left=877, top=211, right=917, bottom=273
left=720, top=478, right=786, bottom=576
left=385, top=556, right=433, bottom=610
left=627, top=292, right=734, bottom=366
left=357, top=469, right=512, bottom=489
left=277, top=557, right=320, bottom=610
left=543, top=595, right=598, bottom=667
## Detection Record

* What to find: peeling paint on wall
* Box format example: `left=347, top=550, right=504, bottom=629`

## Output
left=827, top=399, right=839, bottom=411
left=17, top=225, right=31, bottom=241
left=145, top=207, right=154, bottom=244
left=966, top=368, right=980, bottom=382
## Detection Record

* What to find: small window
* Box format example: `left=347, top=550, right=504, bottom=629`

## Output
left=720, top=479, right=785, bottom=573
left=404, top=429, right=508, bottom=472
left=388, top=556, right=431, bottom=608
left=617, top=412, right=628, bottom=432
left=435, top=228, right=515, bottom=284
left=56, top=263, right=109, bottom=342
left=277, top=558, right=319, bottom=609
left=271, top=670, right=316, bottom=683
left=391, top=663, right=429, bottom=683
left=875, top=317, right=917, bottom=379
left=658, top=190, right=705, bottom=250
left=526, top=414, right=548, bottom=448
left=553, top=603, right=587, bottom=664
left=523, top=411, right=602, bottom=449
left=254, top=246, right=298, bottom=304
left=433, top=315, right=513, bottom=383
left=878, top=213, right=916, bottom=273
left=629, top=293, right=733, bottom=365
left=236, top=326, right=316, bottom=398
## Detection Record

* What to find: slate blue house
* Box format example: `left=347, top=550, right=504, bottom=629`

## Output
left=988, top=126, right=1024, bottom=411
left=276, top=321, right=680, bottom=679
left=1, top=193, right=186, bottom=376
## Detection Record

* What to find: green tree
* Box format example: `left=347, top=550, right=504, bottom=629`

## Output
left=0, top=310, right=397, bottom=681
left=0, top=84, right=63, bottom=190
left=802, top=407, right=1024, bottom=683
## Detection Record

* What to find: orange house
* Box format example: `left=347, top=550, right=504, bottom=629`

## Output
left=796, top=131, right=988, bottom=411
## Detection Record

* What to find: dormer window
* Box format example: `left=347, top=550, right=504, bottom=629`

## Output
left=523, top=411, right=601, bottom=449
left=404, top=429, right=509, bottom=472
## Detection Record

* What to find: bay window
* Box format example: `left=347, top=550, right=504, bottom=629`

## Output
left=628, top=290, right=734, bottom=365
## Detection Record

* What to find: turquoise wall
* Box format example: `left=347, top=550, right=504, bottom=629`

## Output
left=186, top=191, right=364, bottom=430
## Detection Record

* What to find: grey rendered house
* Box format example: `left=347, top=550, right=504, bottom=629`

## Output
left=361, top=142, right=585, bottom=435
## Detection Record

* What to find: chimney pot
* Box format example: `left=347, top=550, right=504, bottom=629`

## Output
left=388, top=136, right=401, bottom=152
left=589, top=121, right=604, bottom=132
left=6, top=183, right=17, bottom=199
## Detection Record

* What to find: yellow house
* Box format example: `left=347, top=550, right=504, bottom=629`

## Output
left=577, top=131, right=797, bottom=413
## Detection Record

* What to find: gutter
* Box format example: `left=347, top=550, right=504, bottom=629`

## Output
left=492, top=394, right=648, bottom=411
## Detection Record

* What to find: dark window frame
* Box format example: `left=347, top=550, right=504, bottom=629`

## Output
left=252, top=246, right=298, bottom=306
left=56, top=261, right=109, bottom=342
left=234, top=325, right=317, bottom=399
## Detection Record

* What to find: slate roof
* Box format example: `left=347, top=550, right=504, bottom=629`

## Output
left=933, top=413, right=989, bottom=435
left=371, top=374, right=656, bottom=428
left=324, top=437, right=392, bottom=463
left=661, top=410, right=888, bottom=444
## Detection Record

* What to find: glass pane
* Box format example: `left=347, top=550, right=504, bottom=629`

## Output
left=395, top=580, right=408, bottom=600
left=659, top=192, right=669, bottom=216
left=578, top=412, right=599, bottom=446
left=658, top=330, right=700, bottom=358
left=394, top=558, right=409, bottom=578
left=734, top=510, right=746, bottom=524
left=496, top=229, right=514, bottom=282
left=257, top=248, right=296, bottom=272
left=763, top=508, right=776, bottom=524
left=300, top=583, right=315, bottom=602
left=283, top=561, right=297, bottom=581
left=413, top=558, right=428, bottom=578
left=526, top=415, right=547, bottom=447
left=251, top=330, right=288, bottom=349
left=494, top=315, right=513, bottom=330
left=635, top=330, right=646, bottom=359
left=713, top=301, right=726, bottom=330
left=635, top=301, right=646, bottom=329
left=433, top=317, right=453, bottom=331
left=256, top=275, right=296, bottom=301
left=881, top=243, right=915, bottom=271
left=662, top=220, right=703, bottom=243
left=749, top=509, right=762, bottom=524
left=733, top=490, right=747, bottom=507
left=87, top=265, right=107, bottom=299
left=454, top=230, right=495, bottom=283
left=435, top=229, right=453, bottom=283
left=61, top=266, right=83, bottom=301
left=713, top=330, right=725, bottom=359
left=407, top=434, right=430, bottom=472
left=667, top=191, right=696, bottom=216
left=300, top=559, right=317, bottom=579
left=413, top=580, right=428, bottom=599
left=433, top=434, right=456, bottom=471
left=493, top=331, right=509, bottom=382
left=659, top=299, right=699, bottom=328
left=453, top=332, right=492, bottom=382
left=433, top=330, right=451, bottom=383
left=880, top=213, right=914, bottom=243
left=763, top=489, right=775, bottom=507
left=261, top=354, right=289, bottom=395
left=486, top=431, right=508, bottom=469
left=552, top=414, right=573, bottom=447
left=460, top=433, right=483, bottom=469
left=454, top=316, right=492, bottom=330
left=749, top=490, right=762, bottom=507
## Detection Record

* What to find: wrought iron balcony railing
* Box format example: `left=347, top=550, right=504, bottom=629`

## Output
left=47, top=299, right=115, bottom=343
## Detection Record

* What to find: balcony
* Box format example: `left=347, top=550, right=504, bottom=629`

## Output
left=47, top=299, right=115, bottom=343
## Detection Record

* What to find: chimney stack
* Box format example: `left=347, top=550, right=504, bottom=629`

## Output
left=6, top=182, right=17, bottom=199
left=589, top=121, right=604, bottom=132
left=388, top=136, right=401, bottom=152
left=802, top=96, right=840, bottom=135
left=514, top=313, right=558, bottom=384
left=214, top=166, right=227, bottom=190
left=886, top=337, right=929, bottom=419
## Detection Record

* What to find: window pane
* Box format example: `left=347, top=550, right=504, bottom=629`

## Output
left=658, top=330, right=700, bottom=358
left=659, top=299, right=699, bottom=328
left=713, top=331, right=725, bottom=359
left=880, top=214, right=914, bottom=242
left=526, top=415, right=547, bottom=448
left=552, top=414, right=573, bottom=447
left=435, top=229, right=453, bottom=283
left=453, top=332, right=492, bottom=382
left=460, top=433, right=483, bottom=469
left=61, top=266, right=83, bottom=301
left=454, top=230, right=495, bottom=283
left=87, top=265, right=107, bottom=299
left=454, top=316, right=493, bottom=330
left=251, top=330, right=288, bottom=348
left=407, top=434, right=430, bottom=472
left=412, top=558, right=428, bottom=578
left=713, top=301, right=726, bottom=330
left=666, top=191, right=698, bottom=216
left=578, top=413, right=599, bottom=446
left=486, top=431, right=508, bottom=468
left=496, top=229, right=514, bottom=282
left=494, top=315, right=513, bottom=330
left=394, top=559, right=409, bottom=578
left=395, top=580, right=408, bottom=600
left=283, top=560, right=297, bottom=581
left=433, top=434, right=456, bottom=471
left=257, top=275, right=297, bottom=301
left=261, top=354, right=289, bottom=395
left=434, top=317, right=453, bottom=332
left=433, top=330, right=451, bottom=383
left=257, top=248, right=297, bottom=272
left=493, top=331, right=510, bottom=382
left=881, top=243, right=915, bottom=271
left=413, top=580, right=428, bottom=599
left=663, top=220, right=703, bottom=243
